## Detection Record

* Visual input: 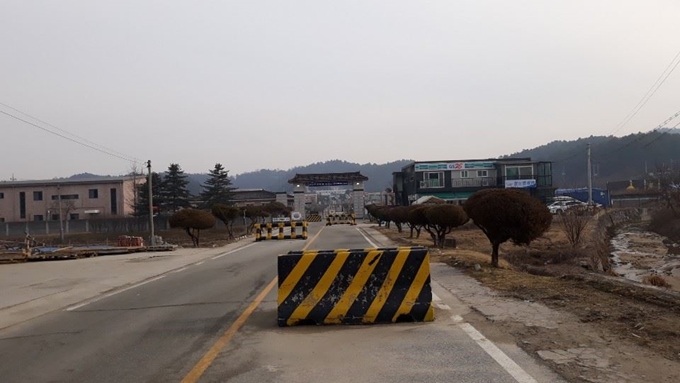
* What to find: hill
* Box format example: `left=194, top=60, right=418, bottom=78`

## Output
left=506, top=130, right=680, bottom=188
left=158, top=160, right=410, bottom=195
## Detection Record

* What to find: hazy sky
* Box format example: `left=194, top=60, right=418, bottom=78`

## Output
left=2, top=0, right=679, bottom=180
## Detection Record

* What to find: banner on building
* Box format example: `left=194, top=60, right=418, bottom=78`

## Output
left=505, top=179, right=537, bottom=188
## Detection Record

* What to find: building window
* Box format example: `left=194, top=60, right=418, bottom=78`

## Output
left=0, top=192, right=4, bottom=199
left=477, top=170, right=488, bottom=177
left=51, top=214, right=60, bottom=221
left=34, top=215, right=44, bottom=222
left=51, top=194, right=79, bottom=200
left=110, top=188, right=118, bottom=215
left=505, top=166, right=533, bottom=180
left=0, top=218, right=4, bottom=222
left=69, top=213, right=80, bottom=220
left=33, top=191, right=43, bottom=201
left=421, top=172, right=444, bottom=188
left=89, top=189, right=99, bottom=199
left=461, top=171, right=469, bottom=178
left=20, top=192, right=26, bottom=219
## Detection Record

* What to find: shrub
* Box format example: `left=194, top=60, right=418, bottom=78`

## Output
left=643, top=275, right=671, bottom=288
left=464, top=189, right=552, bottom=267
left=168, top=209, right=216, bottom=247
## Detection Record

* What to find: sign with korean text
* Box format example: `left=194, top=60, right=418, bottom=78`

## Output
left=505, top=179, right=537, bottom=188
left=415, top=162, right=495, bottom=172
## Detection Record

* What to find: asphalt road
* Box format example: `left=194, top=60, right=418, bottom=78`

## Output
left=0, top=224, right=560, bottom=383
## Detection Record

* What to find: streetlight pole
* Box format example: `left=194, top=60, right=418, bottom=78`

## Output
left=147, top=160, right=155, bottom=246
left=587, top=143, right=593, bottom=205
left=57, top=185, right=64, bottom=242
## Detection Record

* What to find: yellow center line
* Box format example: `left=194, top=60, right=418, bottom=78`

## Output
left=181, top=224, right=325, bottom=383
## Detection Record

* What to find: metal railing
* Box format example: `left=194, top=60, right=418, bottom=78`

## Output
left=451, top=177, right=497, bottom=188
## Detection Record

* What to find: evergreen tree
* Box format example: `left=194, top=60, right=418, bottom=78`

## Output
left=200, top=163, right=236, bottom=208
left=134, top=172, right=163, bottom=217
left=161, top=163, right=191, bottom=212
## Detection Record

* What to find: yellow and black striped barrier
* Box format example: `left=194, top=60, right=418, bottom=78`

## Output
left=277, top=246, right=434, bottom=326
left=326, top=213, right=356, bottom=226
left=255, top=221, right=308, bottom=241
left=306, top=214, right=322, bottom=222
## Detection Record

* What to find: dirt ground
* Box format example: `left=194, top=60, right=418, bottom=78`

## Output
left=375, top=221, right=680, bottom=383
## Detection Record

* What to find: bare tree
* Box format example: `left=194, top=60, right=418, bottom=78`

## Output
left=212, top=204, right=240, bottom=239
left=126, top=162, right=145, bottom=214
left=50, top=199, right=77, bottom=220
left=558, top=207, right=591, bottom=249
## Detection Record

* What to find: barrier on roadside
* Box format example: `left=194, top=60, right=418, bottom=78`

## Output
left=326, top=213, right=356, bottom=226
left=254, top=221, right=308, bottom=241
left=118, top=235, right=144, bottom=247
left=277, top=246, right=433, bottom=326
left=306, top=214, right=322, bottom=222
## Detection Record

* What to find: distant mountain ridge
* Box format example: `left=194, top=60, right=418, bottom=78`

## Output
left=62, top=130, right=680, bottom=193
left=138, top=160, right=412, bottom=196
left=506, top=130, right=680, bottom=188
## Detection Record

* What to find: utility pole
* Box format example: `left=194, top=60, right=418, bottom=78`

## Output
left=57, top=185, right=64, bottom=242
left=147, top=160, right=155, bottom=246
left=587, top=143, right=593, bottom=205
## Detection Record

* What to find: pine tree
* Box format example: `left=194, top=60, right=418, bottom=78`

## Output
left=200, top=163, right=236, bottom=208
left=161, top=163, right=191, bottom=212
left=134, top=172, right=163, bottom=217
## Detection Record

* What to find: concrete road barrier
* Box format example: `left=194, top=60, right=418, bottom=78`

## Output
left=255, top=222, right=308, bottom=241
left=306, top=214, right=322, bottom=222
left=277, top=246, right=434, bottom=326
left=326, top=213, right=356, bottom=226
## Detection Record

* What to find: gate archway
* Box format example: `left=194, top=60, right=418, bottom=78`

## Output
left=288, top=172, right=368, bottom=219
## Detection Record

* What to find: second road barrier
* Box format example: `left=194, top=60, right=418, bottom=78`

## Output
left=277, top=246, right=434, bottom=326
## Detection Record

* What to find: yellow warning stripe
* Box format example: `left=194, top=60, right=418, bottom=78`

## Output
left=392, top=252, right=431, bottom=322
left=277, top=251, right=318, bottom=305
left=324, top=250, right=384, bottom=324
left=287, top=251, right=350, bottom=326
left=362, top=248, right=410, bottom=323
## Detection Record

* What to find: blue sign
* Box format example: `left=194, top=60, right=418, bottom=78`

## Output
left=505, top=179, right=537, bottom=188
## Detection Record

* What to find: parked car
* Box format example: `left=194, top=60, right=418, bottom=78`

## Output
left=548, top=200, right=586, bottom=214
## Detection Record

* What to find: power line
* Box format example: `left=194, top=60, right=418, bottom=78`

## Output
left=552, top=144, right=588, bottom=164
left=608, top=47, right=680, bottom=136
left=551, top=47, right=680, bottom=165
left=1, top=109, right=142, bottom=164
left=643, top=120, right=680, bottom=148
left=594, top=109, right=680, bottom=160
left=0, top=102, right=141, bottom=163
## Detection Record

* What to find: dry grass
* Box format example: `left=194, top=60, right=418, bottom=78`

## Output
left=643, top=275, right=672, bottom=288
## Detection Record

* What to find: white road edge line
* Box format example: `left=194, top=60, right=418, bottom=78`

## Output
left=65, top=275, right=166, bottom=312
left=437, top=303, right=452, bottom=310
left=195, top=261, right=205, bottom=266
left=171, top=267, right=188, bottom=273
left=432, top=292, right=442, bottom=301
left=456, top=319, right=538, bottom=383
left=356, top=228, right=379, bottom=248
left=211, top=242, right=257, bottom=260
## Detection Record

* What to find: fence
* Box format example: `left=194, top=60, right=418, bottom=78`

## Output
left=2, top=217, right=174, bottom=237
left=1, top=216, right=249, bottom=237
